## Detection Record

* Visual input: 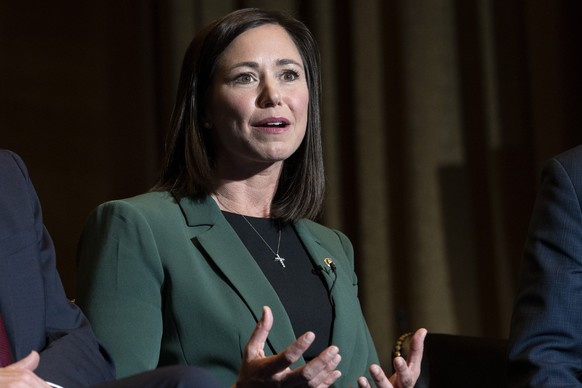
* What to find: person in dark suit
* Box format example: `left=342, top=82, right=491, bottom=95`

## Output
left=508, top=144, right=582, bottom=386
left=0, top=149, right=222, bottom=387
left=76, top=7, right=426, bottom=388
left=0, top=149, right=115, bottom=387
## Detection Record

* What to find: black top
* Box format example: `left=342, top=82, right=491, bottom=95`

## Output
left=223, top=212, right=334, bottom=360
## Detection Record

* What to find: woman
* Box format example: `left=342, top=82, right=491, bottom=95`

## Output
left=77, top=8, right=425, bottom=388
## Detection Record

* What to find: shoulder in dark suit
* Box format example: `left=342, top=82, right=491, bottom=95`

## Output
left=0, top=150, right=116, bottom=387
left=508, top=144, right=582, bottom=386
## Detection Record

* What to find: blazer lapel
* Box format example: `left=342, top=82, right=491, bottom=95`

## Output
left=295, top=224, right=337, bottom=292
left=294, top=221, right=362, bottom=363
left=177, top=196, right=300, bottom=359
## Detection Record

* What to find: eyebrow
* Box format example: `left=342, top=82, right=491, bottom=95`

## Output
left=230, top=58, right=303, bottom=70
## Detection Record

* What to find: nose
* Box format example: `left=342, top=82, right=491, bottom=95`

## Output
left=257, top=79, right=281, bottom=108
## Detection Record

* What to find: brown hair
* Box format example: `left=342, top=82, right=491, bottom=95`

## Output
left=152, top=8, right=325, bottom=222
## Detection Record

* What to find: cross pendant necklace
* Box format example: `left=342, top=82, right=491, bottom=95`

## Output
left=241, top=215, right=286, bottom=268
left=274, top=253, right=285, bottom=267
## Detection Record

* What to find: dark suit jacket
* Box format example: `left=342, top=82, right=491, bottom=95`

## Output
left=77, top=191, right=380, bottom=387
left=508, top=144, right=582, bottom=386
left=0, top=150, right=115, bottom=387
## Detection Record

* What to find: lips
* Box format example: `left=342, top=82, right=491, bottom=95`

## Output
left=252, top=117, right=290, bottom=128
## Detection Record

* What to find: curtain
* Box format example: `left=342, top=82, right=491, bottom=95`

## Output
left=2, top=0, right=581, bottom=370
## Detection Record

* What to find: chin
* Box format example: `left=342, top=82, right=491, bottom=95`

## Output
left=258, top=148, right=293, bottom=161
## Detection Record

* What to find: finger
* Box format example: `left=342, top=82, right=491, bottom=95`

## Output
left=390, top=357, right=416, bottom=388
left=318, top=369, right=342, bottom=387
left=313, top=353, right=342, bottom=387
left=243, top=306, right=273, bottom=360
left=285, top=331, right=316, bottom=363
left=369, top=364, right=392, bottom=388
left=392, top=356, right=407, bottom=374
left=284, top=346, right=341, bottom=386
left=357, top=376, right=371, bottom=388
left=304, top=346, right=340, bottom=374
left=406, top=328, right=427, bottom=368
left=264, top=331, right=316, bottom=376
left=5, top=351, right=40, bottom=371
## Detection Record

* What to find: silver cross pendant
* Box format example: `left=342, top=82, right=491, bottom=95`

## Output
left=274, top=254, right=286, bottom=268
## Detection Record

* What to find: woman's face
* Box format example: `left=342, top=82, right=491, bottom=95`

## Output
left=206, top=23, right=309, bottom=172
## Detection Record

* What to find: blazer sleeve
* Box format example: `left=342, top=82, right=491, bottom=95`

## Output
left=338, top=232, right=380, bottom=381
left=306, top=222, right=379, bottom=384
left=336, top=230, right=379, bottom=378
left=76, top=200, right=166, bottom=379
left=0, top=151, right=115, bottom=387
left=508, top=156, right=582, bottom=386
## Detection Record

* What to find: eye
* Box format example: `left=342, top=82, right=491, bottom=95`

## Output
left=233, top=73, right=256, bottom=84
left=281, top=70, right=300, bottom=82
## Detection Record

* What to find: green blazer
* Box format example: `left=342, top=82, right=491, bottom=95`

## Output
left=77, top=192, right=379, bottom=387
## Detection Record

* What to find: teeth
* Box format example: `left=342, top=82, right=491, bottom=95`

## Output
left=266, top=122, right=284, bottom=127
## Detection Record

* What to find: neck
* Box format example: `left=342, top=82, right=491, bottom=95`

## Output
left=212, top=160, right=282, bottom=218
left=213, top=184, right=275, bottom=218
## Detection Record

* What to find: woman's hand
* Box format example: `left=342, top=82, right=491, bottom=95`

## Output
left=234, top=306, right=342, bottom=388
left=357, top=328, right=427, bottom=388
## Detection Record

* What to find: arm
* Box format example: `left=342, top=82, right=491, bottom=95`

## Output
left=0, top=151, right=115, bottom=387
left=76, top=200, right=165, bottom=379
left=508, top=156, right=582, bottom=386
left=34, top=220, right=115, bottom=386
left=335, top=230, right=426, bottom=387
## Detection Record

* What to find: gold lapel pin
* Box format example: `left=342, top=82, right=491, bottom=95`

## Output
left=324, top=257, right=335, bottom=270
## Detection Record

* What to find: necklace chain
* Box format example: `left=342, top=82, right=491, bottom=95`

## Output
left=213, top=195, right=286, bottom=268
left=241, top=215, right=286, bottom=268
